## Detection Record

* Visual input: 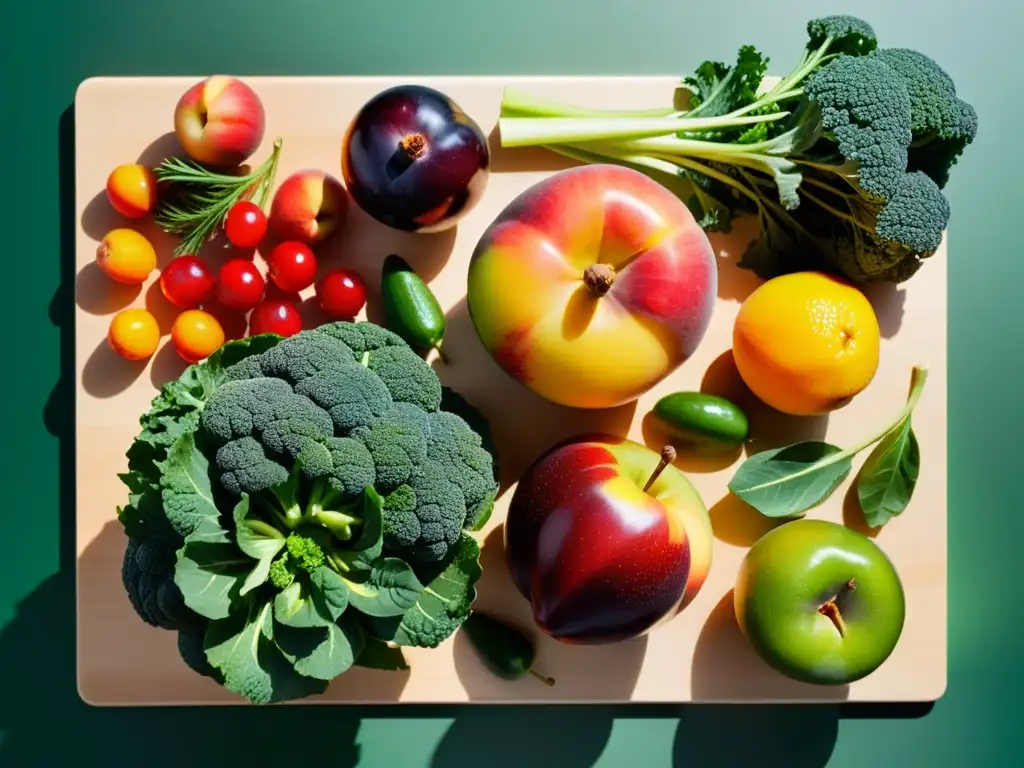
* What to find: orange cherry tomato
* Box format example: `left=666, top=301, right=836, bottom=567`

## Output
left=106, top=163, right=158, bottom=218
left=172, top=309, right=225, bottom=363
left=107, top=308, right=160, bottom=361
left=96, top=228, right=158, bottom=284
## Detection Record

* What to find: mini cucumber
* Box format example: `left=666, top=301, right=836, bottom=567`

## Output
left=462, top=611, right=554, bottom=686
left=380, top=254, right=447, bottom=359
left=651, top=391, right=749, bottom=447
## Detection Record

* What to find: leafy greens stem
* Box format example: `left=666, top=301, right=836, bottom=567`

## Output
left=244, top=519, right=285, bottom=539
left=847, top=366, right=930, bottom=456
left=308, top=509, right=360, bottom=541
left=255, top=495, right=299, bottom=531
left=497, top=112, right=789, bottom=148
left=500, top=86, right=680, bottom=119
left=799, top=187, right=875, bottom=235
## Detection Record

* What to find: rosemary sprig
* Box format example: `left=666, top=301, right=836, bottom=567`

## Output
left=154, top=137, right=283, bottom=256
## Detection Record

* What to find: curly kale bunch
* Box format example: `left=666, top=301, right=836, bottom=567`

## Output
left=116, top=322, right=497, bottom=704
left=497, top=15, right=978, bottom=284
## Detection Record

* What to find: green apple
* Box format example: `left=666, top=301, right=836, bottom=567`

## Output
left=733, top=519, right=906, bottom=686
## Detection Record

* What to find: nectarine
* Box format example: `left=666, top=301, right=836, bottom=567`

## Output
left=269, top=170, right=348, bottom=244
left=174, top=76, right=266, bottom=166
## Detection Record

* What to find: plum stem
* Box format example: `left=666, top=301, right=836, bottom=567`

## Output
left=818, top=579, right=856, bottom=637
left=583, top=263, right=616, bottom=297
left=400, top=133, right=428, bottom=159
left=529, top=668, right=556, bottom=686
left=643, top=446, right=677, bottom=492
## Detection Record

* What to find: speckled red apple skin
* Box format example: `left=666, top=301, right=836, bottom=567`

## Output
left=505, top=434, right=693, bottom=645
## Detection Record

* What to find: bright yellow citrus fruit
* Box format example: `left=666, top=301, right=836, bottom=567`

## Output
left=732, top=271, right=881, bottom=416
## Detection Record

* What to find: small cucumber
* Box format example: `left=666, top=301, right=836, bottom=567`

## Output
left=462, top=611, right=554, bottom=686
left=651, top=391, right=749, bottom=447
left=380, top=254, right=446, bottom=359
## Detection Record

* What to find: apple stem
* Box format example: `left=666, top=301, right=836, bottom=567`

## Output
left=400, top=133, right=428, bottom=160
left=529, top=668, right=556, bottom=686
left=818, top=579, right=856, bottom=637
left=583, top=263, right=617, bottom=297
left=643, top=446, right=677, bottom=492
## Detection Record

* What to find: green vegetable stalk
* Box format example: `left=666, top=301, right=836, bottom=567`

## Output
left=728, top=365, right=928, bottom=523
left=116, top=321, right=499, bottom=704
left=497, top=15, right=977, bottom=285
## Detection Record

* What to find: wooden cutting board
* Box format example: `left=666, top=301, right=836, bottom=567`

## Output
left=74, top=75, right=947, bottom=706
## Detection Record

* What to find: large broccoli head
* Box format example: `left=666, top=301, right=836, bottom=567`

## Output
left=196, top=321, right=496, bottom=564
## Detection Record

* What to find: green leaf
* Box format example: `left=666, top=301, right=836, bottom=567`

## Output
left=274, top=613, right=365, bottom=681
left=174, top=519, right=251, bottom=620
left=345, top=558, right=424, bottom=618
left=349, top=486, right=385, bottom=569
left=310, top=567, right=350, bottom=621
left=157, top=431, right=220, bottom=538
left=204, top=599, right=328, bottom=705
left=856, top=417, right=921, bottom=528
left=728, top=441, right=853, bottom=518
left=274, top=568, right=350, bottom=628
left=233, top=495, right=286, bottom=596
left=366, top=533, right=481, bottom=649
left=355, top=635, right=410, bottom=671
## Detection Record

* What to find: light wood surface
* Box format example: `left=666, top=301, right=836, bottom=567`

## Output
left=74, top=76, right=947, bottom=706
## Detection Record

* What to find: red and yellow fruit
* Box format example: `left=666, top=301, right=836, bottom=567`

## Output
left=172, top=309, right=225, bottom=363
left=106, top=164, right=158, bottom=218
left=173, top=76, right=266, bottom=166
left=504, top=434, right=713, bottom=645
left=96, top=228, right=157, bottom=284
left=269, top=170, right=348, bottom=244
left=107, top=308, right=160, bottom=361
left=467, top=164, right=718, bottom=410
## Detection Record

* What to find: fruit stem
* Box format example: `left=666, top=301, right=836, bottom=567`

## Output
left=400, top=133, right=428, bottom=160
left=433, top=341, right=449, bottom=365
left=818, top=579, right=856, bottom=637
left=529, top=668, right=556, bottom=686
left=643, top=446, right=677, bottom=492
left=583, top=263, right=616, bottom=297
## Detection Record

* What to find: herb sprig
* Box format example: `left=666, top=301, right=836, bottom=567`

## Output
left=154, top=137, right=283, bottom=256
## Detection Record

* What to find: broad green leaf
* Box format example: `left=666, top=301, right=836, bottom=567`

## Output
left=174, top=519, right=250, bottom=620
left=728, top=441, right=853, bottom=518
left=366, top=533, right=481, bottom=649
left=310, top=567, right=350, bottom=621
left=856, top=418, right=921, bottom=528
left=233, top=495, right=287, bottom=596
left=345, top=558, right=424, bottom=618
left=274, top=613, right=365, bottom=681
left=274, top=578, right=332, bottom=629
left=204, top=600, right=328, bottom=705
left=157, top=432, right=220, bottom=537
left=355, top=635, right=410, bottom=671
left=349, top=486, right=385, bottom=570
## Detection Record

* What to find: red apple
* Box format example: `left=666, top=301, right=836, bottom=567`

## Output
left=468, top=164, right=718, bottom=409
left=269, top=170, right=348, bottom=244
left=173, top=76, right=266, bottom=166
left=505, top=434, right=713, bottom=644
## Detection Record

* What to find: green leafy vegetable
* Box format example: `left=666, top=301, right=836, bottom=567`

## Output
left=496, top=15, right=977, bottom=285
left=114, top=322, right=495, bottom=704
left=856, top=413, right=921, bottom=528
left=729, top=365, right=928, bottom=519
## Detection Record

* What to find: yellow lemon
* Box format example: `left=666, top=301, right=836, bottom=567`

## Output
left=732, top=271, right=881, bottom=416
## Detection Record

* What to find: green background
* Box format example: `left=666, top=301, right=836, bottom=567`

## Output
left=0, top=0, right=1018, bottom=764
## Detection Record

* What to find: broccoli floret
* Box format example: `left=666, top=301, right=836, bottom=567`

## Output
left=804, top=55, right=913, bottom=200
left=200, top=377, right=295, bottom=447
left=258, top=393, right=334, bottom=475
left=317, top=320, right=407, bottom=354
left=122, top=537, right=204, bottom=631
left=874, top=170, right=950, bottom=254
left=294, top=363, right=393, bottom=433
left=214, top=436, right=290, bottom=496
left=177, top=628, right=223, bottom=683
left=268, top=552, right=295, bottom=589
left=805, top=15, right=877, bottom=56
left=382, top=461, right=466, bottom=563
left=366, top=346, right=443, bottom=413
left=872, top=47, right=978, bottom=187
left=351, top=403, right=429, bottom=492
left=285, top=532, right=326, bottom=571
left=424, top=411, right=498, bottom=530
left=257, top=332, right=356, bottom=384
left=321, top=437, right=376, bottom=499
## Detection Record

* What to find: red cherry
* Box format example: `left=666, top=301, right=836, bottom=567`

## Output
left=224, top=200, right=268, bottom=249
left=249, top=299, right=302, bottom=338
left=267, top=241, right=318, bottom=293
left=317, top=269, right=367, bottom=319
left=159, top=255, right=216, bottom=309
left=216, top=258, right=266, bottom=312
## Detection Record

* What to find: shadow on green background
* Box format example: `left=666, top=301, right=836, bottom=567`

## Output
left=0, top=103, right=933, bottom=768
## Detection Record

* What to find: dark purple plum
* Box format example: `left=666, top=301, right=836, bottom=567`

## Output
left=341, top=85, right=491, bottom=233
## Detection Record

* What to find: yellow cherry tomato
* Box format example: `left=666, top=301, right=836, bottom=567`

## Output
left=107, top=308, right=160, bottom=361
left=106, top=163, right=158, bottom=218
left=172, top=309, right=225, bottom=363
left=96, top=228, right=157, bottom=284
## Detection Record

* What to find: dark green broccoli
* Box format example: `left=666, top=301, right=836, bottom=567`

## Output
left=494, top=14, right=977, bottom=285
left=383, top=460, right=467, bottom=563
left=423, top=410, right=497, bottom=531
left=351, top=403, right=429, bottom=492
left=177, top=628, right=223, bottom=683
left=122, top=536, right=204, bottom=632
left=294, top=363, right=393, bottom=432
left=872, top=47, right=978, bottom=187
